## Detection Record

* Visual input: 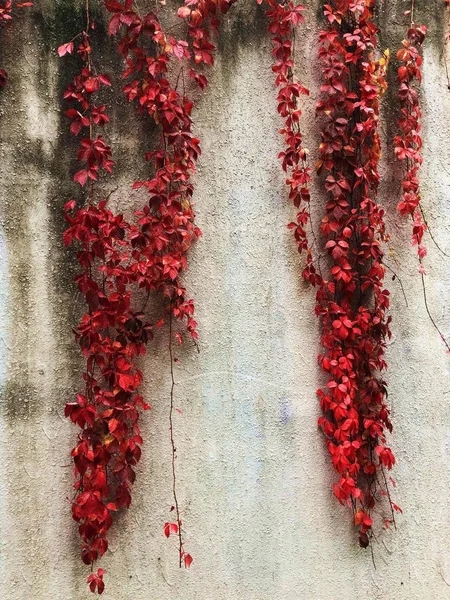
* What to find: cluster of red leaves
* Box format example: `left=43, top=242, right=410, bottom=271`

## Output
left=0, top=1, right=32, bottom=87
left=178, top=0, right=236, bottom=83
left=316, top=0, right=398, bottom=548
left=102, top=0, right=234, bottom=572
left=60, top=22, right=151, bottom=596
left=395, top=23, right=427, bottom=266
left=104, top=0, right=202, bottom=351
left=60, top=0, right=239, bottom=589
left=101, top=0, right=237, bottom=572
left=263, top=0, right=319, bottom=286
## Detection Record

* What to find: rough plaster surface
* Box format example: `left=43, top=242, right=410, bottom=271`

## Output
left=1, top=1, right=450, bottom=598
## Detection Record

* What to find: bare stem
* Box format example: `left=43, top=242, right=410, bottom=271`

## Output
left=383, top=262, right=408, bottom=307
left=380, top=466, right=396, bottom=530
left=419, top=204, right=450, bottom=259
left=421, top=273, right=450, bottom=352
left=169, top=309, right=184, bottom=567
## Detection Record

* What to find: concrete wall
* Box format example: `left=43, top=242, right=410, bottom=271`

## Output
left=1, top=1, right=450, bottom=598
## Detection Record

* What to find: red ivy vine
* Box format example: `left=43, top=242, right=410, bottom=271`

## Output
left=316, top=0, right=398, bottom=548
left=395, top=13, right=427, bottom=266
left=103, top=0, right=237, bottom=573
left=263, top=0, right=320, bottom=286
left=61, top=0, right=241, bottom=592
left=54, top=0, right=450, bottom=591
left=395, top=9, right=450, bottom=352
left=60, top=1, right=150, bottom=594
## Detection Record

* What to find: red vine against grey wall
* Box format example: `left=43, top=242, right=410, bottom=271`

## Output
left=103, top=0, right=236, bottom=575
left=60, top=1, right=148, bottom=594
left=61, top=0, right=237, bottom=593
left=315, top=0, right=398, bottom=548
left=54, top=0, right=446, bottom=594
left=263, top=0, right=320, bottom=286
left=395, top=15, right=427, bottom=265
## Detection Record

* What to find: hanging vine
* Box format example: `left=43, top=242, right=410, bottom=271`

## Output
left=102, top=0, right=236, bottom=573
left=396, top=9, right=450, bottom=352
left=395, top=11, right=427, bottom=265
left=263, top=0, right=319, bottom=285
left=316, top=0, right=398, bottom=548
left=60, top=2, right=152, bottom=594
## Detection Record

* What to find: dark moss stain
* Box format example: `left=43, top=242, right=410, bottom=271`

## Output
left=4, top=0, right=161, bottom=423
left=0, top=204, right=37, bottom=419
left=377, top=0, right=404, bottom=189
left=315, top=0, right=326, bottom=24
left=0, top=5, right=84, bottom=420
left=0, top=381, right=38, bottom=420
left=416, top=0, right=447, bottom=51
left=34, top=0, right=86, bottom=54
left=217, top=2, right=267, bottom=74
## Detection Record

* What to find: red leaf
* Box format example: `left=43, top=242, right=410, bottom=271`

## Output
left=118, top=373, right=135, bottom=391
left=177, top=6, right=191, bottom=18
left=64, top=200, right=76, bottom=212
left=109, top=418, right=119, bottom=433
left=98, top=74, right=112, bottom=87
left=73, top=169, right=88, bottom=186
left=164, top=522, right=179, bottom=538
left=58, top=42, right=74, bottom=57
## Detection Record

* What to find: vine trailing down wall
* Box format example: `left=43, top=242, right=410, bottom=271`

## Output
left=396, top=7, right=450, bottom=352
left=60, top=0, right=236, bottom=593
left=60, top=3, right=145, bottom=594
left=315, top=0, right=399, bottom=549
left=103, top=0, right=236, bottom=575
left=262, top=0, right=320, bottom=287
left=51, top=0, right=444, bottom=593
left=0, top=1, right=32, bottom=88
left=395, top=14, right=427, bottom=267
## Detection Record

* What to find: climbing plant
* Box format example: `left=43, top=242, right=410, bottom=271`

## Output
left=103, top=0, right=237, bottom=576
left=60, top=1, right=147, bottom=594
left=54, top=0, right=448, bottom=593
left=395, top=14, right=427, bottom=264
left=315, top=0, right=398, bottom=548
left=263, top=0, right=319, bottom=286
left=61, top=0, right=236, bottom=593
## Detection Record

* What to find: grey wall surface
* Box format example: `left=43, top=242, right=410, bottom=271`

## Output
left=1, top=1, right=450, bottom=598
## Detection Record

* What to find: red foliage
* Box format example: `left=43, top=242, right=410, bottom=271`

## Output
left=395, top=21, right=427, bottom=266
left=102, top=0, right=235, bottom=575
left=263, top=0, right=319, bottom=285
left=87, top=569, right=106, bottom=595
left=60, top=9, right=151, bottom=594
left=62, top=0, right=239, bottom=590
left=178, top=0, right=236, bottom=76
left=316, top=0, right=397, bottom=548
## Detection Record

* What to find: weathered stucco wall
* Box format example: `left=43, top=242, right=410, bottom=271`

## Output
left=1, top=1, right=450, bottom=598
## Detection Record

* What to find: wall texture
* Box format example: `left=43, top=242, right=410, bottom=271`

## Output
left=1, top=1, right=450, bottom=599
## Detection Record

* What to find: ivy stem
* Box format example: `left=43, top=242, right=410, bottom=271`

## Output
left=169, top=308, right=184, bottom=567
left=421, top=274, right=450, bottom=352
left=419, top=205, right=450, bottom=259
left=444, top=0, right=450, bottom=89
